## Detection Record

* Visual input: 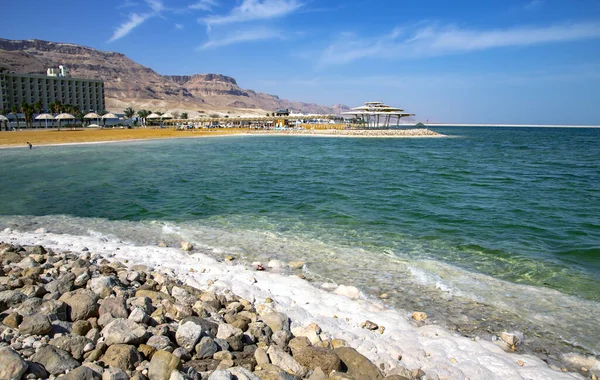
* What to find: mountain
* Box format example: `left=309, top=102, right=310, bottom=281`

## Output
left=0, top=38, right=349, bottom=116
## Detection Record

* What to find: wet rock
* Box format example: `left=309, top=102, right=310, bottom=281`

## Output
left=288, top=261, right=305, bottom=270
left=0, top=346, right=29, bottom=380
left=294, top=346, right=341, bottom=374
left=148, top=350, right=181, bottom=380
left=412, top=312, right=428, bottom=321
left=59, top=290, right=99, bottom=321
left=333, top=285, right=361, bottom=300
left=19, top=313, right=52, bottom=335
left=101, top=344, right=142, bottom=370
left=101, top=318, right=148, bottom=346
left=30, top=345, right=80, bottom=375
left=500, top=332, right=522, bottom=346
left=267, top=260, right=285, bottom=269
left=334, top=347, right=384, bottom=380
left=181, top=242, right=193, bottom=251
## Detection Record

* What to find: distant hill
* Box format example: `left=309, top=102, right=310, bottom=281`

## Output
left=0, top=38, right=349, bottom=116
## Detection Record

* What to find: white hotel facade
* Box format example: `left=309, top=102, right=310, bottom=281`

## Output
left=0, top=64, right=105, bottom=112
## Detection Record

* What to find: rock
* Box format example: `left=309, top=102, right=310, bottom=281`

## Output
left=267, top=345, right=307, bottom=377
left=90, top=276, right=116, bottom=298
left=59, top=290, right=99, bottom=321
left=19, top=313, right=52, bottom=335
left=169, top=370, right=188, bottom=380
left=254, top=347, right=270, bottom=365
left=412, top=312, right=427, bottom=321
left=260, top=312, right=290, bottom=332
left=228, top=366, right=261, bottom=380
left=57, top=365, right=100, bottom=380
left=179, top=316, right=219, bottom=338
left=171, top=287, right=196, bottom=306
left=176, top=321, right=204, bottom=351
left=333, top=285, right=361, bottom=300
left=135, top=290, right=172, bottom=303
left=288, top=336, right=311, bottom=355
left=2, top=312, right=22, bottom=328
left=99, top=297, right=129, bottom=319
left=101, top=344, right=141, bottom=370
left=247, top=322, right=273, bottom=345
left=181, top=242, right=193, bottom=251
left=49, top=335, right=92, bottom=360
left=252, top=364, right=300, bottom=380
left=25, top=362, right=50, bottom=379
left=148, top=350, right=181, bottom=380
left=267, top=260, right=285, bottom=269
left=45, top=273, right=75, bottom=295
left=272, top=330, right=292, bottom=348
left=500, top=332, right=521, bottom=346
left=30, top=345, right=80, bottom=375
left=334, top=347, right=384, bottom=380
left=207, top=370, right=233, bottom=380
left=294, top=346, right=341, bottom=373
left=73, top=320, right=93, bottom=336
left=195, top=336, right=218, bottom=359
left=101, top=318, right=148, bottom=346
left=361, top=320, right=379, bottom=330
left=0, top=290, right=27, bottom=307
left=291, top=324, right=321, bottom=345
left=129, top=307, right=150, bottom=324
left=0, top=346, right=29, bottom=380
left=147, top=335, right=173, bottom=351
left=386, top=366, right=413, bottom=379
left=102, top=367, right=129, bottom=380
left=288, top=261, right=305, bottom=270
left=217, top=323, right=243, bottom=339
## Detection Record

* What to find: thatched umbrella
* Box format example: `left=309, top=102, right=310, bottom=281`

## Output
left=55, top=113, right=75, bottom=129
left=101, top=112, right=119, bottom=127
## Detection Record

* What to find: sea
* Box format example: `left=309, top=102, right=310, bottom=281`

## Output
left=0, top=126, right=598, bottom=363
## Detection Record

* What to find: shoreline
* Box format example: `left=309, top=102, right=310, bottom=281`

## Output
left=0, top=128, right=444, bottom=149
left=0, top=228, right=591, bottom=379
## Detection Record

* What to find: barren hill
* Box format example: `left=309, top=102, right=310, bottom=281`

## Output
left=0, top=38, right=349, bottom=116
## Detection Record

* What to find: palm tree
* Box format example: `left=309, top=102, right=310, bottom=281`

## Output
left=21, top=102, right=34, bottom=129
left=10, top=105, right=20, bottom=130
left=123, top=107, right=135, bottom=119
left=33, top=101, right=43, bottom=128
left=137, top=109, right=151, bottom=126
left=49, top=101, right=62, bottom=115
left=180, top=112, right=188, bottom=120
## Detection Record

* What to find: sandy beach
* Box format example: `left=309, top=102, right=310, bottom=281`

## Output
left=0, top=229, right=591, bottom=379
left=0, top=128, right=443, bottom=148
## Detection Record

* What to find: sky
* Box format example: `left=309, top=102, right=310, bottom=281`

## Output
left=3, top=0, right=600, bottom=124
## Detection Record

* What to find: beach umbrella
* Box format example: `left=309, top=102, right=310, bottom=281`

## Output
left=84, top=112, right=101, bottom=127
left=101, top=112, right=119, bottom=120
left=161, top=112, right=173, bottom=119
left=55, top=113, right=75, bottom=129
left=0, top=114, right=8, bottom=130
left=146, top=113, right=161, bottom=119
left=35, top=113, right=55, bottom=128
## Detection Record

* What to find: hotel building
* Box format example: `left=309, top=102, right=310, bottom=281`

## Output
left=0, top=64, right=105, bottom=112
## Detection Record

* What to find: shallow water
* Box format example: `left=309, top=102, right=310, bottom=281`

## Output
left=1, top=127, right=599, bottom=359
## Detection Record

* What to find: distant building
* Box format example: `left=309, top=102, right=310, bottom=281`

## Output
left=0, top=64, right=104, bottom=112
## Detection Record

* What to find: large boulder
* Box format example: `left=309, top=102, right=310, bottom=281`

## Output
left=30, top=345, right=80, bottom=375
left=59, top=289, right=100, bottom=321
left=99, top=297, right=129, bottom=318
left=333, top=347, right=383, bottom=380
left=0, top=346, right=29, bottom=380
left=101, top=318, right=147, bottom=346
left=176, top=321, right=204, bottom=351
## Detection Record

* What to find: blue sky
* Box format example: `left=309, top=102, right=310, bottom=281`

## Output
left=3, top=0, right=600, bottom=124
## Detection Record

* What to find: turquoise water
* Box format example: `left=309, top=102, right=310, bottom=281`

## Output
left=0, top=127, right=599, bottom=359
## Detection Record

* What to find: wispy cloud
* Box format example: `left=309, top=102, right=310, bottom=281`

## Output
left=109, top=0, right=165, bottom=42
left=189, top=0, right=218, bottom=11
left=524, top=0, right=544, bottom=11
left=199, top=27, right=284, bottom=49
left=201, top=0, right=302, bottom=28
left=319, top=21, right=600, bottom=66
left=175, top=23, right=184, bottom=30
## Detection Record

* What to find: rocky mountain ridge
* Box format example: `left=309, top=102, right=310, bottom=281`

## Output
left=0, top=38, right=349, bottom=115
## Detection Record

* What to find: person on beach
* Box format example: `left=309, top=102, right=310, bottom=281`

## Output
left=26, top=142, right=32, bottom=149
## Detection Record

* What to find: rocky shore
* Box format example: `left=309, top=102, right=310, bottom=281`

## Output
left=247, top=129, right=443, bottom=137
left=0, top=230, right=595, bottom=380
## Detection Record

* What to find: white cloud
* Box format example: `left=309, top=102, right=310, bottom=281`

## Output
left=109, top=0, right=165, bottom=42
left=201, top=0, right=302, bottom=28
left=189, top=0, right=218, bottom=11
left=319, top=21, right=600, bottom=66
left=175, top=23, right=184, bottom=30
left=199, top=28, right=283, bottom=49
left=108, top=13, right=153, bottom=42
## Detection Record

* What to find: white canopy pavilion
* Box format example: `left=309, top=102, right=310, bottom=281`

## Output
left=342, top=101, right=415, bottom=128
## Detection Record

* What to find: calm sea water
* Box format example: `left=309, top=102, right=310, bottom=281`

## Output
left=1, top=127, right=599, bottom=360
